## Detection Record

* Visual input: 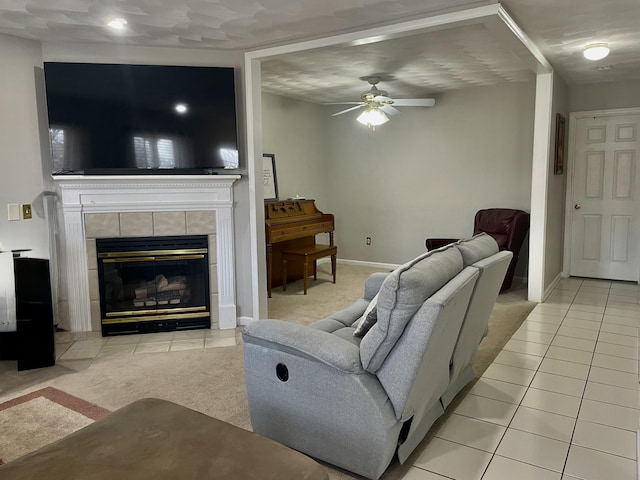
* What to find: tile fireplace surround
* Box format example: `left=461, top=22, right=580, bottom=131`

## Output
left=53, top=175, right=241, bottom=333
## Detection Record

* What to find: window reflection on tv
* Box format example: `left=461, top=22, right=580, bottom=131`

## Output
left=44, top=63, right=239, bottom=174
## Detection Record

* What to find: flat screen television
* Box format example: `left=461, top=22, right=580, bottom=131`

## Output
left=43, top=62, right=239, bottom=175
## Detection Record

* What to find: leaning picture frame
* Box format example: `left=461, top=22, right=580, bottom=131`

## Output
left=554, top=113, right=566, bottom=175
left=262, top=153, right=278, bottom=201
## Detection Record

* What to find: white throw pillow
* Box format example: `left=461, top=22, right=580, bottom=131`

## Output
left=353, top=293, right=378, bottom=337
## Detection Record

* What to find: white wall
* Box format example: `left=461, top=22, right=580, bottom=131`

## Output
left=261, top=82, right=536, bottom=269
left=0, top=34, right=50, bottom=331
left=261, top=93, right=329, bottom=205
left=569, top=80, right=640, bottom=112
left=324, top=82, right=536, bottom=266
left=544, top=74, right=570, bottom=290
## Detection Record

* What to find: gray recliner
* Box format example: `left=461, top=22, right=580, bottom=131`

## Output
left=242, top=234, right=511, bottom=479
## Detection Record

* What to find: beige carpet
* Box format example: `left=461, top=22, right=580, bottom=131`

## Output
left=0, top=387, right=110, bottom=464
left=0, top=263, right=535, bottom=479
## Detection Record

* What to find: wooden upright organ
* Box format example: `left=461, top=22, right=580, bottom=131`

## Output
left=264, top=200, right=335, bottom=297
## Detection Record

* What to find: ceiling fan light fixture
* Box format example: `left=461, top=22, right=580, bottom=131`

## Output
left=107, top=17, right=128, bottom=31
left=583, top=43, right=610, bottom=61
left=357, top=107, right=389, bottom=129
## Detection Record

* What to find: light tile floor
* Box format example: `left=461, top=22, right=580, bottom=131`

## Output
left=54, top=327, right=239, bottom=364
left=404, top=277, right=639, bottom=480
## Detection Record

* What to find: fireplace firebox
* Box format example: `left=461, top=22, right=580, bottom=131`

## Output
left=96, top=236, right=210, bottom=336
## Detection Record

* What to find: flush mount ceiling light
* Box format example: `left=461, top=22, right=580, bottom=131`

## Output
left=583, top=43, right=610, bottom=61
left=174, top=103, right=188, bottom=114
left=107, top=17, right=128, bottom=30
left=356, top=107, right=389, bottom=130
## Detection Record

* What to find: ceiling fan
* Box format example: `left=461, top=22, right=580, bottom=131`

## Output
left=328, top=77, right=435, bottom=129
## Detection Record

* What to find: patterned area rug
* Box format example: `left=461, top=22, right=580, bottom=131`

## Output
left=0, top=387, right=110, bottom=465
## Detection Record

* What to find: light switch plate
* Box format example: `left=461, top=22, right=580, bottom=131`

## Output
left=7, top=203, right=20, bottom=221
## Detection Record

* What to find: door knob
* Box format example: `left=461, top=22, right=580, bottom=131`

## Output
left=574, top=204, right=581, bottom=210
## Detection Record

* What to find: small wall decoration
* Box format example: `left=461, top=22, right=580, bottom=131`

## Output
left=262, top=153, right=278, bottom=200
left=554, top=113, right=566, bottom=175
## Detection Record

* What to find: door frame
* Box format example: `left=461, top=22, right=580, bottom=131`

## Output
left=563, top=106, right=640, bottom=281
left=245, top=4, right=554, bottom=319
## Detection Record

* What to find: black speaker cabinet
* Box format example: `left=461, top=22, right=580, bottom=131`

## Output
left=0, top=331, right=18, bottom=360
left=13, top=257, right=55, bottom=371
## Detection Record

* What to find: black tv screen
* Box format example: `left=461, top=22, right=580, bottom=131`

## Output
left=44, top=62, right=239, bottom=174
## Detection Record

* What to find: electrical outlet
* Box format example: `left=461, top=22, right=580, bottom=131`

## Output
left=22, top=204, right=32, bottom=220
left=366, top=237, right=372, bottom=245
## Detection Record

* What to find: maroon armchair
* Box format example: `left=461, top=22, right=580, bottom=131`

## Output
left=425, top=208, right=530, bottom=291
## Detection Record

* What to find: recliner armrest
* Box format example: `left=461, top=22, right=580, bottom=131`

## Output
left=242, top=319, right=364, bottom=374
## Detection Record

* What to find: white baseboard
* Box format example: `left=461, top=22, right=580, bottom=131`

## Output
left=542, top=273, right=563, bottom=301
left=316, top=257, right=398, bottom=270
left=336, top=258, right=400, bottom=270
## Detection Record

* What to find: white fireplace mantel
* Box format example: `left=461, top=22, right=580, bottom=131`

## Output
left=53, top=175, right=241, bottom=332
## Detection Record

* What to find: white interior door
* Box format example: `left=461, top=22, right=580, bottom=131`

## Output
left=569, top=113, right=640, bottom=281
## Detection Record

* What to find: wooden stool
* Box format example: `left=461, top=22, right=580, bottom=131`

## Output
left=282, top=244, right=337, bottom=294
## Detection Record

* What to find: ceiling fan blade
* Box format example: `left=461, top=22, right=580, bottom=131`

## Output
left=391, top=98, right=436, bottom=107
left=372, top=95, right=394, bottom=104
left=331, top=105, right=364, bottom=116
left=380, top=104, right=400, bottom=116
left=323, top=102, right=362, bottom=105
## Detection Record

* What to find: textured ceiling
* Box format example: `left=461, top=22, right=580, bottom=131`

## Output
left=501, top=0, right=640, bottom=85
left=261, top=23, right=535, bottom=103
left=0, top=0, right=487, bottom=48
left=1, top=0, right=639, bottom=102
